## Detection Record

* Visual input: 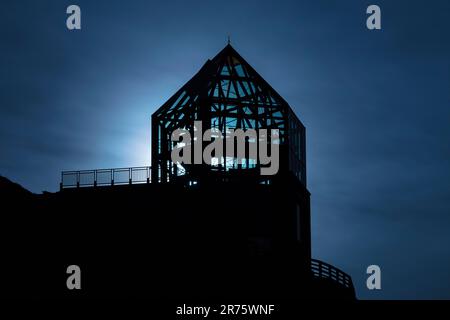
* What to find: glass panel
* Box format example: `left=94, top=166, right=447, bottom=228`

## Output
left=242, top=81, right=252, bottom=95
left=236, top=81, right=247, bottom=97
left=235, top=64, right=246, bottom=77
left=180, top=95, right=190, bottom=106
left=228, top=84, right=237, bottom=98
left=270, top=94, right=277, bottom=104
left=243, top=106, right=252, bottom=115
left=221, top=64, right=230, bottom=75
left=213, top=84, right=220, bottom=97
left=246, top=119, right=256, bottom=129
left=273, top=111, right=283, bottom=118
left=226, top=104, right=238, bottom=113
left=225, top=117, right=237, bottom=129
left=169, top=91, right=186, bottom=111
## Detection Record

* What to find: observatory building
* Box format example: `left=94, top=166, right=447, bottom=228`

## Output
left=58, top=44, right=355, bottom=299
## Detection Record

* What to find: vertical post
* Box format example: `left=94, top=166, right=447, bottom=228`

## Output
left=129, top=167, right=132, bottom=185
left=151, top=115, right=158, bottom=183
left=111, top=169, right=114, bottom=186
left=76, top=171, right=80, bottom=188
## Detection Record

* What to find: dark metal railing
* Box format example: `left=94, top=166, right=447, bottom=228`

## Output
left=311, top=259, right=354, bottom=290
left=61, top=166, right=151, bottom=190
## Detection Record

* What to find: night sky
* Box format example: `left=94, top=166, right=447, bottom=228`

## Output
left=1, top=0, right=449, bottom=299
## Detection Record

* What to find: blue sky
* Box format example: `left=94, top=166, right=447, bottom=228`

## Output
left=1, top=0, right=450, bottom=299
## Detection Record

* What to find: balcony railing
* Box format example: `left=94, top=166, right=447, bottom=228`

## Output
left=61, top=166, right=151, bottom=190
left=311, top=259, right=354, bottom=291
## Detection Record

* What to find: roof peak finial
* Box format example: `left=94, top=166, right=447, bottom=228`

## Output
left=227, top=35, right=231, bottom=45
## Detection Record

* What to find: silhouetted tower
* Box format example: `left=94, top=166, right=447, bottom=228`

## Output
left=152, top=44, right=311, bottom=261
left=57, top=44, right=355, bottom=298
left=152, top=44, right=305, bottom=184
